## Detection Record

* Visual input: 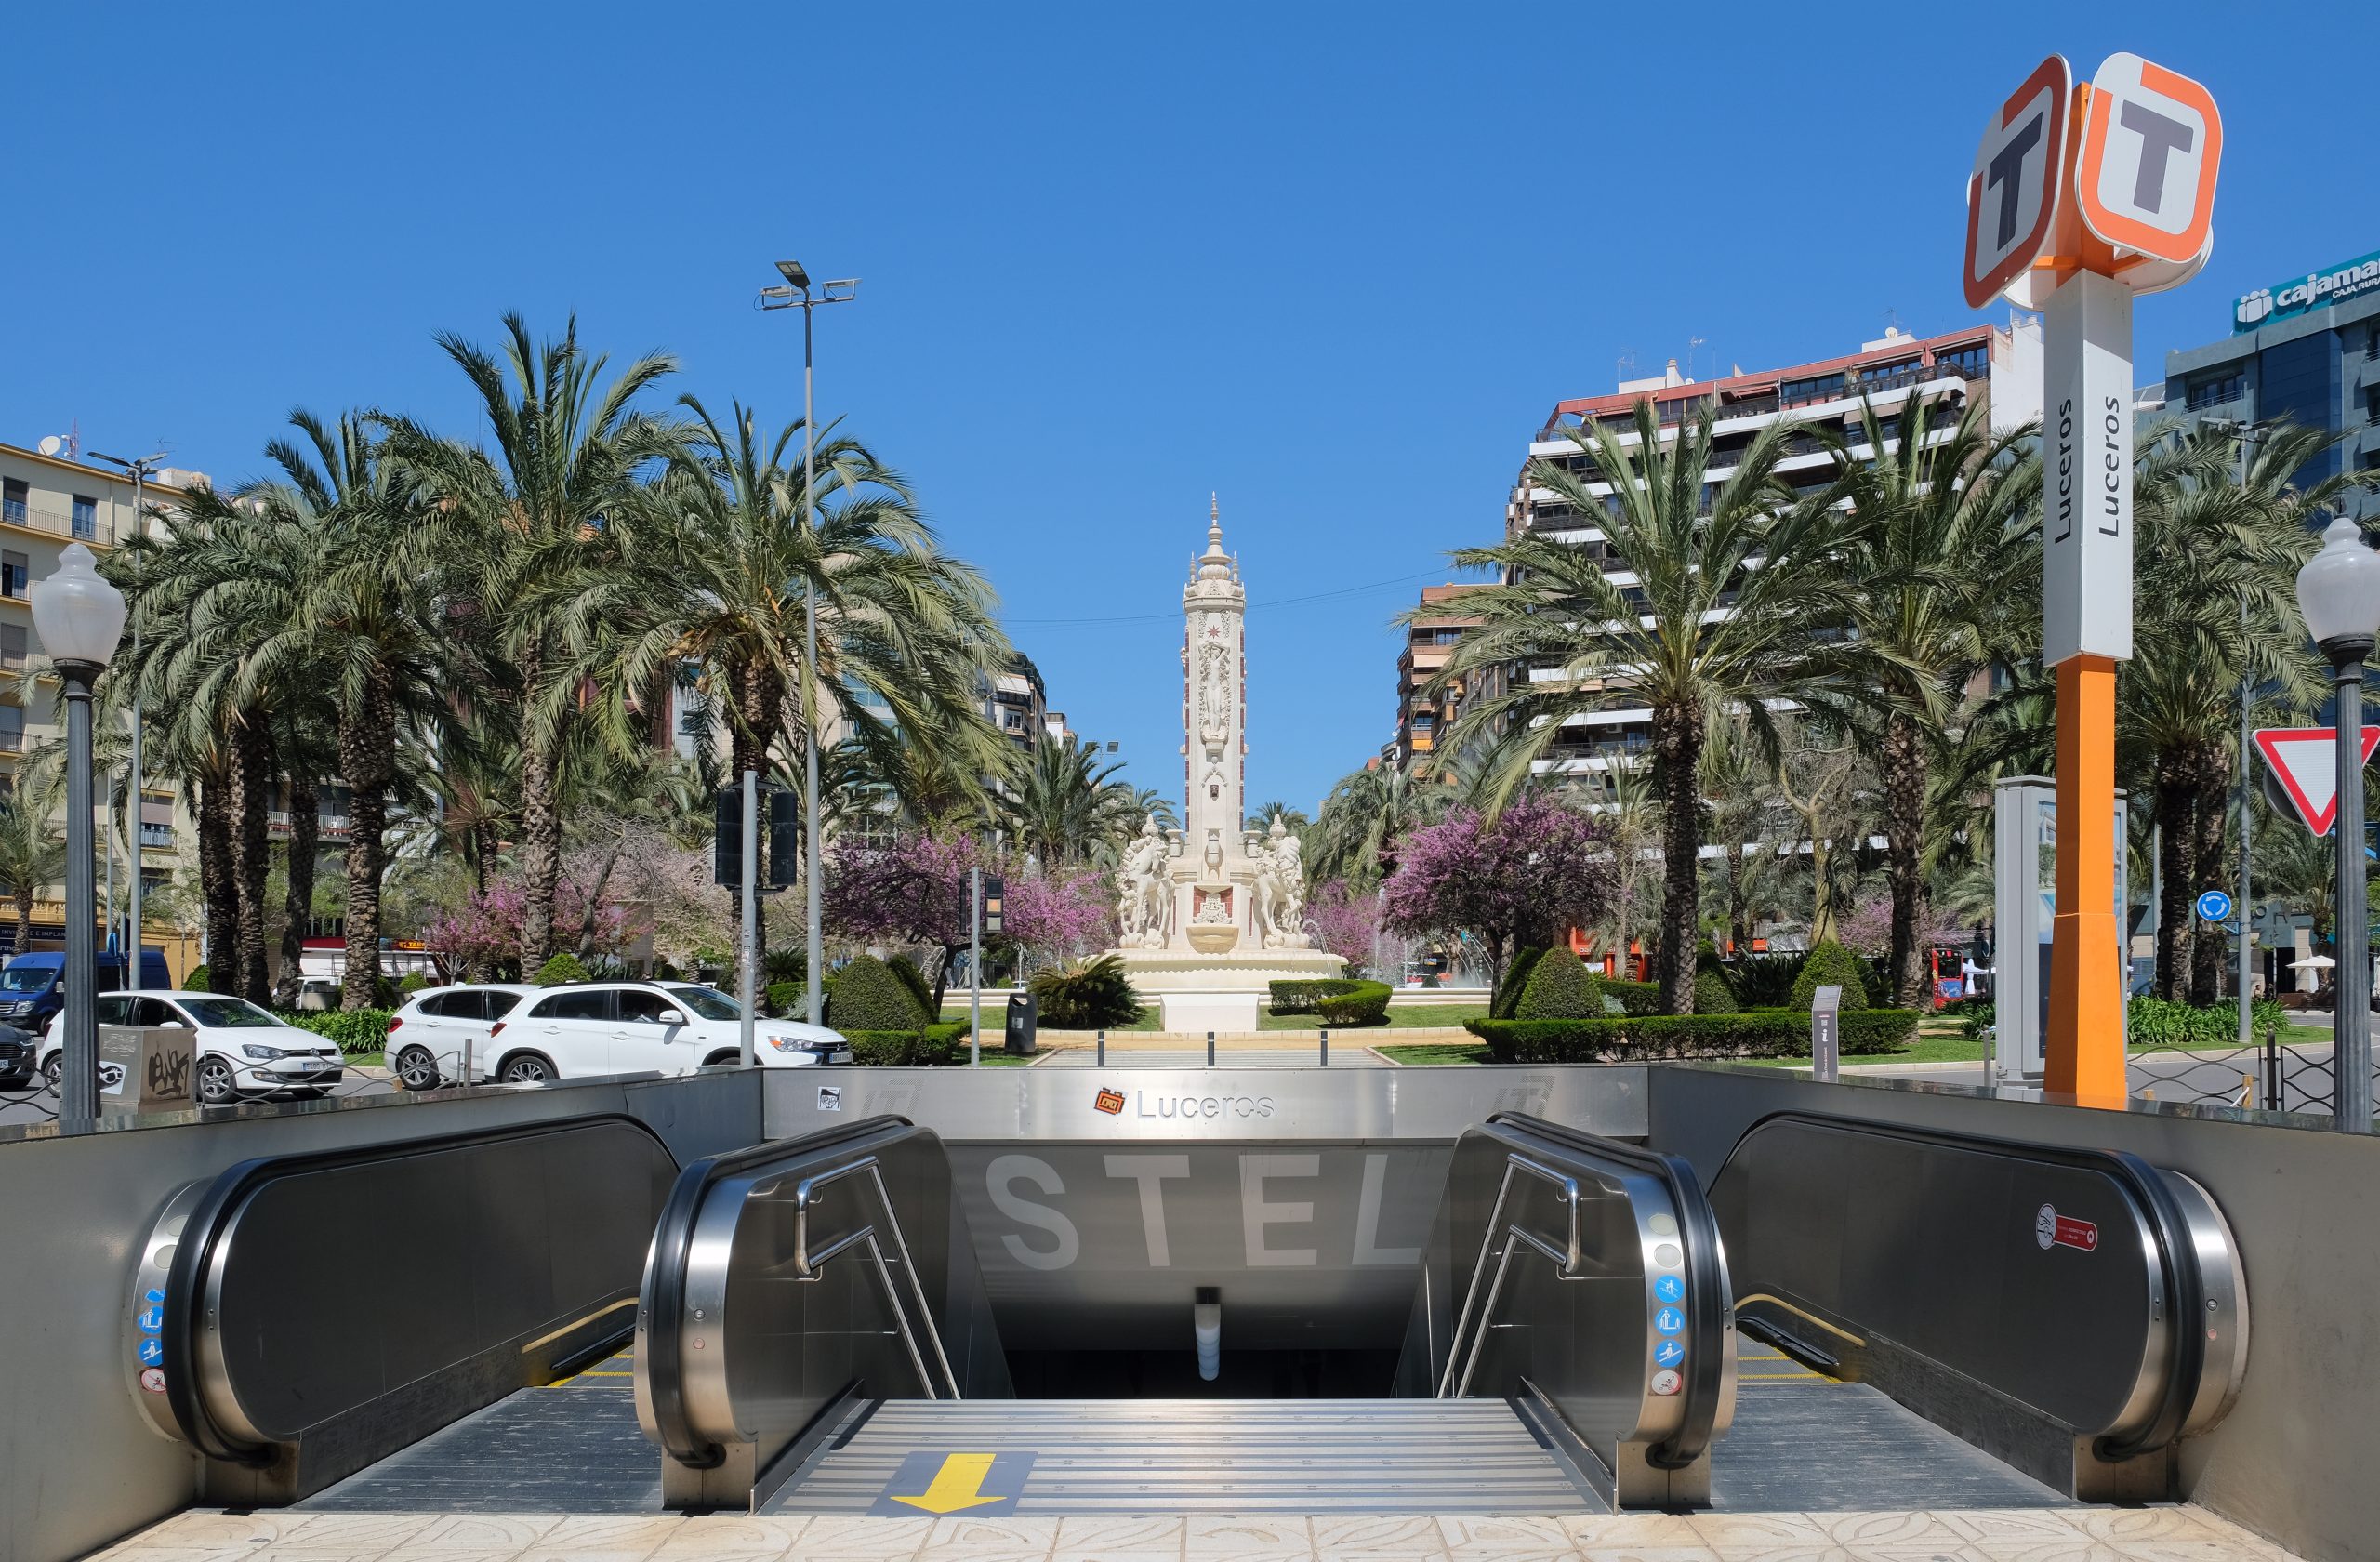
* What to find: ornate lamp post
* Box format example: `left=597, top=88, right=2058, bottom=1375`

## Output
left=29, top=543, right=126, bottom=1121
left=2294, top=516, right=2380, bottom=1131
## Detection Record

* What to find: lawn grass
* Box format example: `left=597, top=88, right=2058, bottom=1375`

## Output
left=1262, top=1003, right=1487, bottom=1032
left=1376, top=1041, right=1495, bottom=1066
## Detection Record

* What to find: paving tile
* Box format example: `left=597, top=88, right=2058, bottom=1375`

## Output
left=145, top=1513, right=313, bottom=1547
left=1562, top=1516, right=1704, bottom=1550
left=646, top=1516, right=808, bottom=1560
left=1186, top=1516, right=1315, bottom=1562
left=513, top=1513, right=681, bottom=1562
left=408, top=1516, right=568, bottom=1550
left=84, top=1550, right=271, bottom=1562
left=800, top=1516, right=935, bottom=1561
left=1686, top=1513, right=1832, bottom=1550
left=922, top=1515, right=1059, bottom=1562
left=1435, top=1516, right=1575, bottom=1562
left=1051, top=1515, right=1184, bottom=1560
left=1310, top=1516, right=1448, bottom=1562
left=283, top=1516, right=462, bottom=1550
left=1935, top=1516, right=2089, bottom=1546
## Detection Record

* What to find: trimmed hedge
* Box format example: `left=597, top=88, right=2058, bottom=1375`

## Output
left=843, top=1020, right=970, bottom=1066
left=1269, top=978, right=1366, bottom=1015
left=1493, top=948, right=1550, bottom=1019
left=185, top=964, right=211, bottom=993
left=1693, top=945, right=1739, bottom=1014
left=283, top=1007, right=397, bottom=1056
left=1602, top=978, right=1661, bottom=1016
left=1513, top=948, right=1601, bottom=1021
left=2128, top=997, right=2286, bottom=1047
left=828, top=954, right=931, bottom=1032
left=1316, top=979, right=1393, bottom=1027
left=887, top=954, right=935, bottom=1016
left=1790, top=941, right=1871, bottom=1011
left=1465, top=1007, right=1921, bottom=1064
left=762, top=981, right=809, bottom=1018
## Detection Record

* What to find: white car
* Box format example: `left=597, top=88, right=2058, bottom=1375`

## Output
left=478, top=981, right=850, bottom=1084
left=385, top=984, right=541, bottom=1091
left=38, top=991, right=346, bottom=1105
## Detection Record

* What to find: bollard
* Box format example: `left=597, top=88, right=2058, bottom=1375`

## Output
left=1319, top=1026, right=1329, bottom=1066
left=1097, top=1028, right=1106, bottom=1067
left=1207, top=1030, right=1215, bottom=1067
left=1810, top=985, right=1842, bottom=1083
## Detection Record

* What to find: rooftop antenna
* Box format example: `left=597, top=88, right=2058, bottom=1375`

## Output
left=1617, top=348, right=1636, bottom=383
left=1884, top=307, right=1902, bottom=336
left=36, top=436, right=64, bottom=457
left=1686, top=336, right=1706, bottom=381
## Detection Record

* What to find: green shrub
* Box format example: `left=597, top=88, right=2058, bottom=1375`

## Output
left=1316, top=979, right=1394, bottom=1027
left=1729, top=953, right=1803, bottom=1008
left=534, top=952, right=590, bottom=986
left=826, top=954, right=931, bottom=1032
left=1958, top=1000, right=1995, bottom=1039
left=1789, top=941, right=1871, bottom=1011
left=184, top=964, right=210, bottom=993
left=1693, top=945, right=1739, bottom=1014
left=1270, top=977, right=1366, bottom=1015
left=887, top=954, right=936, bottom=1016
left=398, top=972, right=431, bottom=995
left=1493, top=948, right=1550, bottom=1019
left=283, top=1007, right=396, bottom=1056
left=2128, top=998, right=2289, bottom=1048
left=1513, top=947, right=1602, bottom=1021
left=1030, top=954, right=1145, bottom=1029
left=762, top=981, right=808, bottom=1018
left=1602, top=978, right=1661, bottom=1016
left=761, top=946, right=808, bottom=985
left=843, top=1021, right=970, bottom=1066
left=1465, top=1008, right=1920, bottom=1063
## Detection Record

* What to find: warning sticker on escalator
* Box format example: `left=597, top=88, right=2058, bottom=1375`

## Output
left=872, top=1450, right=1038, bottom=1516
left=2034, top=1202, right=2099, bottom=1252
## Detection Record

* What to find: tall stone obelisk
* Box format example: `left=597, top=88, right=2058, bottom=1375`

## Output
left=1107, top=497, right=1346, bottom=1034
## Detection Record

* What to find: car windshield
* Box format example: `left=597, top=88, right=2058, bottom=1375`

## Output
left=0, top=966, right=55, bottom=994
left=668, top=986, right=742, bottom=1022
left=176, top=998, right=284, bottom=1029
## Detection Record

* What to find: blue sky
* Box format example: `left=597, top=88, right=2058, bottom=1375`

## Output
left=6, top=3, right=2373, bottom=813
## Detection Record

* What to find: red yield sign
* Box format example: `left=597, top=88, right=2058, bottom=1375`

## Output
left=2255, top=727, right=2380, bottom=836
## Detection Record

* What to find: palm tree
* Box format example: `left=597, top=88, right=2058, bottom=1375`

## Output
left=1425, top=401, right=1859, bottom=1013
left=1005, top=737, right=1128, bottom=865
left=1820, top=392, right=2039, bottom=1004
left=1243, top=801, right=1310, bottom=834
left=1700, top=715, right=1788, bottom=957
left=380, top=313, right=681, bottom=966
left=1306, top=761, right=1448, bottom=888
left=0, top=790, right=64, bottom=956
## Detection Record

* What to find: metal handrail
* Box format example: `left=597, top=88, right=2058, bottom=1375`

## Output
left=787, top=1155, right=962, bottom=1400
left=1438, top=1154, right=1585, bottom=1397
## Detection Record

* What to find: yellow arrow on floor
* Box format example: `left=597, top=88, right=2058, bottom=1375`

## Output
left=888, top=1452, right=1001, bottom=1515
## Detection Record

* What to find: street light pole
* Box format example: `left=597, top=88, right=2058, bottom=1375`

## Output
left=2294, top=516, right=2380, bottom=1132
left=92, top=450, right=164, bottom=991
left=759, top=262, right=858, bottom=1027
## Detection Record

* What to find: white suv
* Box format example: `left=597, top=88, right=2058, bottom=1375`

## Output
left=481, top=981, right=850, bottom=1083
left=386, top=984, right=540, bottom=1090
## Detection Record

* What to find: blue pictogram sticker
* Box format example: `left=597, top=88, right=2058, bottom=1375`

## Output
left=137, top=1307, right=163, bottom=1334
left=143, top=1288, right=165, bottom=1306
left=1654, top=1338, right=1686, bottom=1369
left=137, top=1338, right=163, bottom=1367
left=1653, top=1274, right=1685, bottom=1304
left=1654, top=1305, right=1685, bottom=1335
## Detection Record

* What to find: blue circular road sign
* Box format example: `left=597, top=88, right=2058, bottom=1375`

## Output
left=2195, top=889, right=2233, bottom=923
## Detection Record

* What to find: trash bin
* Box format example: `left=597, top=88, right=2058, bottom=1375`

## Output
left=1003, top=991, right=1038, bottom=1055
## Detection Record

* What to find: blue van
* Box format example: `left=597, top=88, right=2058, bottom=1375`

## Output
left=0, top=949, right=175, bottom=1034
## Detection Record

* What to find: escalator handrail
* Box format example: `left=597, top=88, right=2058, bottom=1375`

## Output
left=642, top=1114, right=937, bottom=1469
left=158, top=1111, right=674, bottom=1467
left=1475, top=1112, right=1729, bottom=1469
left=1715, top=1109, right=2209, bottom=1459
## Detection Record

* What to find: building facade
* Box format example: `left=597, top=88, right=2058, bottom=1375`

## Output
left=1392, top=583, right=1486, bottom=766
left=2163, top=245, right=2380, bottom=522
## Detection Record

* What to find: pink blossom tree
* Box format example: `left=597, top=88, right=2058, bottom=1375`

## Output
left=1304, top=880, right=1382, bottom=975
left=1004, top=869, right=1115, bottom=973
left=820, top=832, right=983, bottom=1007
left=1381, top=794, right=1615, bottom=1004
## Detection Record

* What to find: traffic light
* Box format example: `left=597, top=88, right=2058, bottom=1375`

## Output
left=767, top=789, right=800, bottom=891
left=713, top=789, right=742, bottom=889
left=983, top=875, right=1005, bottom=934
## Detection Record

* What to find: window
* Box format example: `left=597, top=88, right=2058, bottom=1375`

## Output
left=0, top=706, right=20, bottom=753
left=485, top=990, right=527, bottom=1020
left=1411, top=713, right=1435, bottom=731
left=176, top=997, right=281, bottom=1027
left=71, top=496, right=98, bottom=540
left=2186, top=371, right=2245, bottom=410
left=1935, top=344, right=1990, bottom=376
left=1, top=481, right=25, bottom=526
left=0, top=626, right=21, bottom=669
left=420, top=991, right=477, bottom=1019
left=2, top=550, right=25, bottom=597
left=669, top=985, right=743, bottom=1021
left=618, top=988, right=682, bottom=1025
left=530, top=989, right=611, bottom=1021
left=97, top=996, right=136, bottom=1026
left=1780, top=371, right=1846, bottom=403
left=134, top=998, right=184, bottom=1028
left=1432, top=629, right=1461, bottom=645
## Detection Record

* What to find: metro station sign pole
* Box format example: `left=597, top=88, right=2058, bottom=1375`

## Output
left=1965, top=52, right=2223, bottom=1104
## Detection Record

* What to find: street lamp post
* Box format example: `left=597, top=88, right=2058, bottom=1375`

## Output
left=2294, top=516, right=2380, bottom=1132
left=90, top=451, right=163, bottom=990
left=29, top=544, right=127, bottom=1121
left=759, top=260, right=859, bottom=1027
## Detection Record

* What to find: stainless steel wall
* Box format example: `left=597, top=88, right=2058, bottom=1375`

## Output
left=1647, top=1066, right=2380, bottom=1562
left=0, top=1073, right=762, bottom=1562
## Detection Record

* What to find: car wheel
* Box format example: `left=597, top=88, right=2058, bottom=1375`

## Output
left=40, top=1054, right=62, bottom=1093
left=498, top=1052, right=557, bottom=1084
left=703, top=1049, right=742, bottom=1067
left=194, top=1056, right=240, bottom=1106
left=394, top=1045, right=442, bottom=1092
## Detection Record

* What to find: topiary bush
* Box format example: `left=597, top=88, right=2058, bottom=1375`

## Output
left=184, top=964, right=211, bottom=992
left=886, top=954, right=936, bottom=1017
left=1694, top=944, right=1739, bottom=1014
left=1030, top=954, right=1145, bottom=1029
left=1512, top=947, right=1602, bottom=1021
left=1493, top=948, right=1551, bottom=1019
left=827, top=954, right=931, bottom=1033
left=1316, top=980, right=1394, bottom=1026
left=1466, top=1008, right=1920, bottom=1064
left=1789, top=941, right=1870, bottom=1011
left=535, top=952, right=590, bottom=986
left=1270, top=978, right=1366, bottom=1014
left=398, top=972, right=431, bottom=995
left=1601, top=978, right=1661, bottom=1016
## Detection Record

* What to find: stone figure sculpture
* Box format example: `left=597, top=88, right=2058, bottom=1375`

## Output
left=1115, top=815, right=1172, bottom=949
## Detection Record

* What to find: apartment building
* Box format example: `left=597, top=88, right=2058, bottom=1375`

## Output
left=1391, top=583, right=1488, bottom=766
left=1501, top=322, right=2042, bottom=788
left=985, top=653, right=1051, bottom=751
left=0, top=439, right=205, bottom=953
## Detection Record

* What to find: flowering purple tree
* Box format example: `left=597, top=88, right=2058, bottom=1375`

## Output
left=1005, top=869, right=1115, bottom=973
left=1304, top=880, right=1382, bottom=975
left=820, top=831, right=982, bottom=1006
left=1381, top=794, right=1614, bottom=1003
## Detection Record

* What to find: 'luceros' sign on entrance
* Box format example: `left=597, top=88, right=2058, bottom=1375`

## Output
left=1964, top=55, right=2070, bottom=309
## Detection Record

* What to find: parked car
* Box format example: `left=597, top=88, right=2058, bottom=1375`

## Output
left=0, top=949, right=174, bottom=1034
left=385, top=984, right=541, bottom=1091
left=35, top=991, right=345, bottom=1105
left=0, top=1024, right=34, bottom=1090
left=479, top=981, right=850, bottom=1083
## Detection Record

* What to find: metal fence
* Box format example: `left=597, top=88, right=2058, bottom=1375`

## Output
left=2129, top=1026, right=2380, bottom=1120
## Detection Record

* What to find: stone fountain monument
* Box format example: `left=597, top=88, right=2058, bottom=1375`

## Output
left=1109, top=500, right=1347, bottom=1032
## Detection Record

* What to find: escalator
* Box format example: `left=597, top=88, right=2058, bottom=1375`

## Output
left=124, top=1103, right=2252, bottom=1524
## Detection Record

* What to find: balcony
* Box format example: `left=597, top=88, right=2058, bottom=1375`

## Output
left=1536, top=358, right=1983, bottom=443
left=139, top=823, right=174, bottom=849
left=0, top=499, right=23, bottom=527
left=268, top=809, right=351, bottom=841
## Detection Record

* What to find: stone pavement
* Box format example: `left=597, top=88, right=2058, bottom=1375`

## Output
left=92, top=1504, right=2303, bottom=1560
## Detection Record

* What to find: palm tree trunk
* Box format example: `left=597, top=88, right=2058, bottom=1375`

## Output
left=197, top=769, right=236, bottom=986
left=2189, top=757, right=2230, bottom=1006
left=1652, top=704, right=1702, bottom=1014
left=228, top=722, right=274, bottom=1004
left=274, top=776, right=320, bottom=1009
left=339, top=673, right=397, bottom=1013
left=1881, top=712, right=1928, bottom=1008
left=517, top=642, right=562, bottom=967
left=2153, top=760, right=2195, bottom=1003
left=733, top=658, right=785, bottom=955
left=14, top=884, right=31, bottom=959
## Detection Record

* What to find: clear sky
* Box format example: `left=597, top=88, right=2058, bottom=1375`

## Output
left=6, top=3, right=2373, bottom=813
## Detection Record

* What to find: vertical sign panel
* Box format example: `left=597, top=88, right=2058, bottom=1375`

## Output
left=1964, top=56, right=2070, bottom=309
left=2043, top=270, right=2134, bottom=666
